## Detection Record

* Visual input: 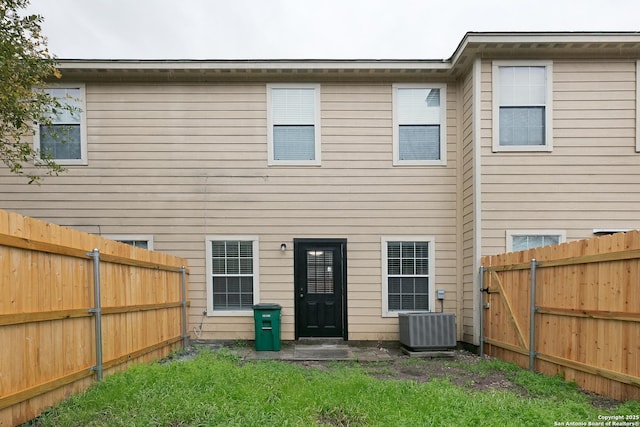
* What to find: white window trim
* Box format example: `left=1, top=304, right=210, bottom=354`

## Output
left=636, top=60, right=640, bottom=152
left=34, top=83, right=88, bottom=165
left=205, top=235, right=260, bottom=316
left=104, top=234, right=154, bottom=250
left=506, top=230, right=566, bottom=252
left=392, top=83, right=447, bottom=166
left=492, top=61, right=553, bottom=153
left=381, top=236, right=435, bottom=318
left=266, top=83, right=321, bottom=166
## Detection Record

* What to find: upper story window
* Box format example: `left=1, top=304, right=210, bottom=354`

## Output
left=492, top=61, right=553, bottom=152
left=506, top=230, right=565, bottom=252
left=393, top=84, right=447, bottom=165
left=267, top=84, right=321, bottom=166
left=35, top=84, right=88, bottom=165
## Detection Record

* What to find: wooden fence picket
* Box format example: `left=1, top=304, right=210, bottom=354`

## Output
left=0, top=210, right=188, bottom=426
left=482, top=230, right=640, bottom=401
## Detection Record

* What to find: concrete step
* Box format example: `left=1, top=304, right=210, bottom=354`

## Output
left=293, top=344, right=352, bottom=361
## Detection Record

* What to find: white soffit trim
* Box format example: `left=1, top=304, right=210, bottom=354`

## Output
left=57, top=60, right=451, bottom=71
left=449, top=32, right=640, bottom=70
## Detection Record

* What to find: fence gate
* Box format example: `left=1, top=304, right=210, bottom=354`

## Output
left=481, top=231, right=640, bottom=402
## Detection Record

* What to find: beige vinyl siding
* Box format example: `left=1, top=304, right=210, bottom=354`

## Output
left=481, top=59, right=640, bottom=255
left=1, top=81, right=460, bottom=342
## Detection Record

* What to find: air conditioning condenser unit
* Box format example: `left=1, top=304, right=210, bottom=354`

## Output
left=398, top=312, right=456, bottom=351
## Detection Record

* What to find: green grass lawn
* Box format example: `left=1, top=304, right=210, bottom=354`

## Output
left=25, top=349, right=640, bottom=427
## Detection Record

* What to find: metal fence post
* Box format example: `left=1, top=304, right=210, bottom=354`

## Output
left=479, top=266, right=486, bottom=358
left=87, top=248, right=103, bottom=381
left=180, top=266, right=189, bottom=348
left=529, top=258, right=539, bottom=372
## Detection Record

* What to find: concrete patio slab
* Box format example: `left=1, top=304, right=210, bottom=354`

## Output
left=192, top=340, right=402, bottom=362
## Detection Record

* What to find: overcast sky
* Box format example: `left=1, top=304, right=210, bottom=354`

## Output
left=27, top=0, right=640, bottom=60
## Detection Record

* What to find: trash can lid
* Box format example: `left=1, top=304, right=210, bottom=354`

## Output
left=252, top=303, right=281, bottom=310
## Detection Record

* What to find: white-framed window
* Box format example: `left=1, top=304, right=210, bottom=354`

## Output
left=267, top=84, right=321, bottom=166
left=105, top=235, right=154, bottom=250
left=381, top=236, right=435, bottom=317
left=506, top=230, right=566, bottom=252
left=34, top=84, right=88, bottom=165
left=393, top=83, right=447, bottom=165
left=492, top=61, right=553, bottom=152
left=205, top=236, right=260, bottom=316
left=593, top=228, right=630, bottom=236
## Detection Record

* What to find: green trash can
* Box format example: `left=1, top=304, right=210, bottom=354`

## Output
left=252, top=303, right=282, bottom=351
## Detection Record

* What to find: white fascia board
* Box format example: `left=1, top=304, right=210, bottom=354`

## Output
left=57, top=59, right=452, bottom=72
left=461, top=32, right=640, bottom=45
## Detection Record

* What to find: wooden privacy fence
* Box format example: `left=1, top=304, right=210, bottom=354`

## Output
left=0, top=210, right=189, bottom=426
left=481, top=230, right=640, bottom=401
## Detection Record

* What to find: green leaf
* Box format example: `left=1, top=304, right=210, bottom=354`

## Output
left=0, top=0, right=68, bottom=183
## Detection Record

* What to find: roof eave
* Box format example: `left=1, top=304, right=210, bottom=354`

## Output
left=54, top=32, right=640, bottom=80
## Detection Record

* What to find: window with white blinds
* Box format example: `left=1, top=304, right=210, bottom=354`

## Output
left=381, top=236, right=435, bottom=317
left=267, top=84, right=320, bottom=165
left=492, top=61, right=553, bottom=152
left=506, top=230, right=565, bottom=252
left=104, top=235, right=154, bottom=250
left=35, top=85, right=87, bottom=165
left=206, top=236, right=260, bottom=315
left=306, top=250, right=334, bottom=294
left=393, top=84, right=446, bottom=165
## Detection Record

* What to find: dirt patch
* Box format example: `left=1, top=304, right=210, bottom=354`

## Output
left=298, top=360, right=330, bottom=371
left=353, top=350, right=528, bottom=395
left=293, top=349, right=621, bottom=409
left=316, top=405, right=366, bottom=427
left=159, top=345, right=199, bottom=363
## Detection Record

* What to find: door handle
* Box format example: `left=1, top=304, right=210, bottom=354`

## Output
left=299, top=293, right=304, bottom=298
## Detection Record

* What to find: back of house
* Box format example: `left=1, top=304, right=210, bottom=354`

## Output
left=2, top=32, right=640, bottom=347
